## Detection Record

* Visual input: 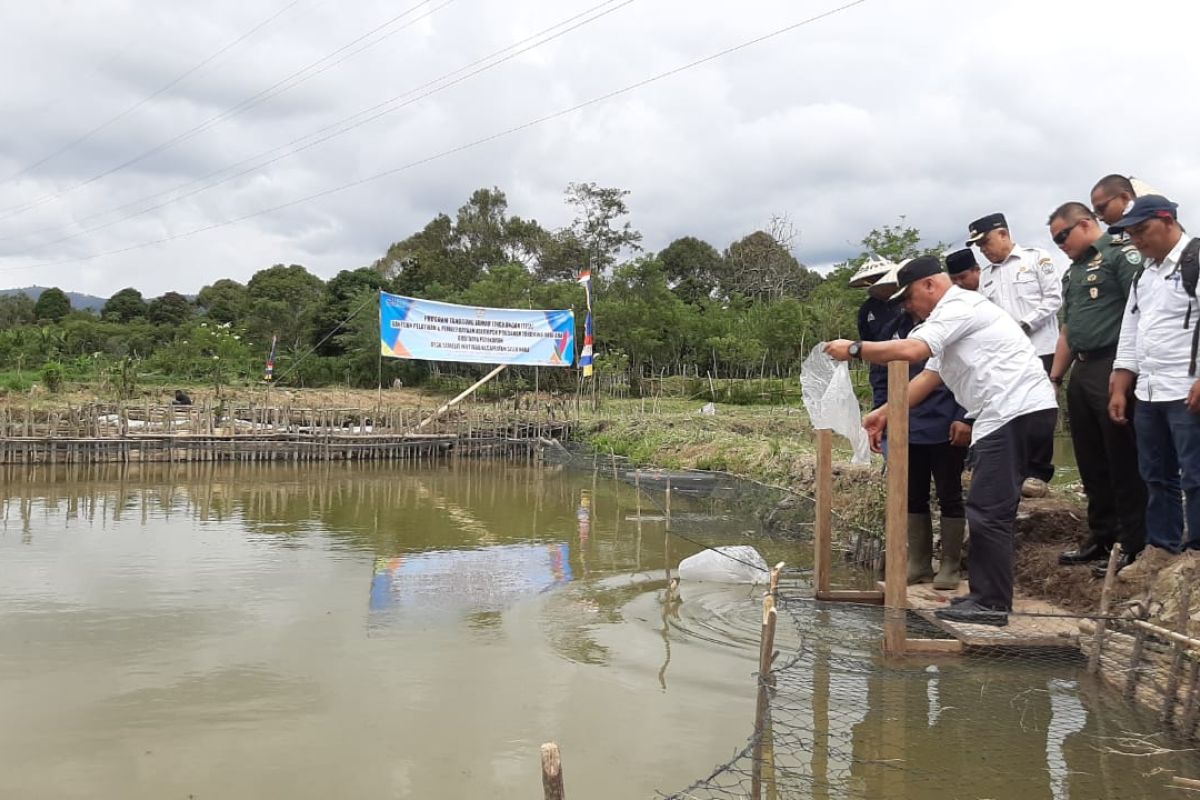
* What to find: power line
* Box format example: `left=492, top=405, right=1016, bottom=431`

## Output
left=0, top=0, right=869, bottom=274
left=0, top=0, right=452, bottom=222
left=5, top=0, right=635, bottom=251
left=0, top=0, right=311, bottom=186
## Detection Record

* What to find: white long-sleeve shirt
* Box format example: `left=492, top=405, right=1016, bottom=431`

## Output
left=1113, top=234, right=1200, bottom=402
left=910, top=286, right=1057, bottom=443
left=979, top=244, right=1063, bottom=357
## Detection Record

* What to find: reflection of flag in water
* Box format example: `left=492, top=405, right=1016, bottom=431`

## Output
left=577, top=270, right=594, bottom=377
left=264, top=334, right=277, bottom=382
left=577, top=490, right=591, bottom=544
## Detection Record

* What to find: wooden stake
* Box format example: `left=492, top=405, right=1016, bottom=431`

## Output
left=540, top=742, right=565, bottom=800
left=883, top=360, right=909, bottom=657
left=1090, top=543, right=1122, bottom=675
left=814, top=428, right=833, bottom=595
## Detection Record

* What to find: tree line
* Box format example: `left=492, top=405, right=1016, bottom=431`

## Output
left=0, top=182, right=942, bottom=397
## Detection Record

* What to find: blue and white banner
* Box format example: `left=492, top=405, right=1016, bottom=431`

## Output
left=379, top=292, right=575, bottom=367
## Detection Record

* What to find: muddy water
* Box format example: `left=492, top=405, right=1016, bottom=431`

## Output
left=0, top=461, right=1192, bottom=799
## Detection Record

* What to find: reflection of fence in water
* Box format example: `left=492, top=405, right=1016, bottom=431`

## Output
left=662, top=591, right=1200, bottom=800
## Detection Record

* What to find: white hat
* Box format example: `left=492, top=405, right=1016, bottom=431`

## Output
left=848, top=256, right=898, bottom=288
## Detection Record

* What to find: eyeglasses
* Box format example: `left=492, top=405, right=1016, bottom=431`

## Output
left=1052, top=220, right=1083, bottom=245
left=1092, top=196, right=1117, bottom=217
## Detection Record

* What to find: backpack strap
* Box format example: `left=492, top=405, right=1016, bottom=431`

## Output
left=1184, top=238, right=1200, bottom=376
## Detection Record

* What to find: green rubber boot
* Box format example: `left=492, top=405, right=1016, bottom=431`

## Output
left=907, top=513, right=935, bottom=585
left=933, top=517, right=966, bottom=590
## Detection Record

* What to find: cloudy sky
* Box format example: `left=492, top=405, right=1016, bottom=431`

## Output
left=1, top=0, right=1198, bottom=299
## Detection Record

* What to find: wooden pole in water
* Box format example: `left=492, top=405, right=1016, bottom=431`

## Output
left=751, top=592, right=779, bottom=800
left=814, top=428, right=833, bottom=595
left=1090, top=544, right=1123, bottom=674
left=883, top=360, right=909, bottom=657
left=540, top=742, right=565, bottom=800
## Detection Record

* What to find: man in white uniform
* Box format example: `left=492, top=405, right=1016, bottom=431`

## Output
left=967, top=212, right=1060, bottom=493
left=825, top=256, right=1058, bottom=626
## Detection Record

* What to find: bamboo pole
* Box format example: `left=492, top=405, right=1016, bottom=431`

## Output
left=1165, top=579, right=1193, bottom=725
left=1090, top=544, right=1123, bottom=674
left=883, top=361, right=909, bottom=657
left=814, top=428, right=833, bottom=595
left=415, top=365, right=507, bottom=431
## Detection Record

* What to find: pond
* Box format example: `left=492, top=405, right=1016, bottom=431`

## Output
left=0, top=460, right=1191, bottom=799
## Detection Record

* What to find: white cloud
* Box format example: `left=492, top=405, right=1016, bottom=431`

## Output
left=0, top=0, right=1197, bottom=297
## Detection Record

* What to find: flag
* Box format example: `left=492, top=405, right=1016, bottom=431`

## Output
left=577, top=269, right=592, bottom=309
left=264, top=334, right=277, bottom=381
left=580, top=311, right=594, bottom=377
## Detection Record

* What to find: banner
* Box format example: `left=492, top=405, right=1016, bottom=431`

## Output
left=379, top=293, right=575, bottom=367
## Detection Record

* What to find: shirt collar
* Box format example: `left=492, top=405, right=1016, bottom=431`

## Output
left=1150, top=233, right=1190, bottom=275
left=1072, top=234, right=1110, bottom=267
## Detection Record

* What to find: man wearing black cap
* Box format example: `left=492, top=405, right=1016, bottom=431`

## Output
left=825, top=256, right=1058, bottom=626
left=1046, top=202, right=1146, bottom=576
left=1109, top=195, right=1200, bottom=581
left=945, top=249, right=980, bottom=291
left=851, top=260, right=969, bottom=590
left=967, top=212, right=1060, bottom=495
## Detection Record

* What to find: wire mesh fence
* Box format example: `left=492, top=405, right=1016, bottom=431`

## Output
left=660, top=589, right=1200, bottom=800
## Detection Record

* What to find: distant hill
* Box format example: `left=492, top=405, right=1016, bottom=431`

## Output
left=0, top=286, right=107, bottom=312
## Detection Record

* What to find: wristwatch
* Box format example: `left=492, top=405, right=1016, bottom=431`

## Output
left=848, top=341, right=863, bottom=359
left=1020, top=321, right=1033, bottom=335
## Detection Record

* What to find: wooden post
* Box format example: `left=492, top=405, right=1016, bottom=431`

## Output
left=814, top=428, right=833, bottom=595
left=751, top=592, right=779, bottom=800
left=1164, top=578, right=1193, bottom=725
left=1089, top=544, right=1122, bottom=674
left=883, top=360, right=909, bottom=657
left=540, top=742, right=565, bottom=800
left=415, top=364, right=507, bottom=431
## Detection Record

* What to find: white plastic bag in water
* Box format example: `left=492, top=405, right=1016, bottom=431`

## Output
left=800, top=345, right=872, bottom=465
left=678, top=546, right=768, bottom=584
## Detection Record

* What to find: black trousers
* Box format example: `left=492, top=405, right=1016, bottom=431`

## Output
left=908, top=442, right=967, bottom=518
left=1026, top=354, right=1056, bottom=482
left=966, top=408, right=1059, bottom=611
left=1067, top=355, right=1147, bottom=553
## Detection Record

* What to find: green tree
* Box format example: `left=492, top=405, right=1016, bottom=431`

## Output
left=719, top=221, right=818, bottom=301
left=246, top=264, right=325, bottom=352
left=313, top=268, right=386, bottom=356
left=196, top=279, right=249, bottom=324
left=0, top=293, right=36, bottom=327
left=658, top=236, right=723, bottom=305
left=102, top=287, right=147, bottom=322
left=541, top=182, right=641, bottom=281
left=147, top=292, right=193, bottom=326
left=33, top=287, right=70, bottom=322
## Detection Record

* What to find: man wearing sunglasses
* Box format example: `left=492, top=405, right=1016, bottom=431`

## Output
left=1109, top=195, right=1200, bottom=582
left=1046, top=203, right=1146, bottom=577
left=966, top=212, right=1061, bottom=496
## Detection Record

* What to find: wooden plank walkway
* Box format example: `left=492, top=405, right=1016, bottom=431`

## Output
left=880, top=580, right=1081, bottom=648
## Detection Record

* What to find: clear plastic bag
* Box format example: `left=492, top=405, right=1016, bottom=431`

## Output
left=800, top=345, right=872, bottom=465
left=677, top=546, right=768, bottom=584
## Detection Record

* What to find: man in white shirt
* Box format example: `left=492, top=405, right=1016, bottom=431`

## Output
left=967, top=213, right=1061, bottom=495
left=825, top=256, right=1058, bottom=626
left=1109, top=195, right=1200, bottom=581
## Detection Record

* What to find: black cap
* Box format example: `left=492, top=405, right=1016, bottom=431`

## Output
left=945, top=248, right=978, bottom=275
left=966, top=212, right=1008, bottom=245
left=1108, top=194, right=1179, bottom=234
left=889, top=255, right=944, bottom=301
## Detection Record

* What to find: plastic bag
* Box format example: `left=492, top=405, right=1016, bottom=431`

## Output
left=677, top=546, right=768, bottom=584
left=800, top=345, right=872, bottom=465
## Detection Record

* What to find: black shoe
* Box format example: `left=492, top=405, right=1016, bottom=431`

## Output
left=1091, top=549, right=1139, bottom=579
left=949, top=593, right=978, bottom=606
left=1058, top=542, right=1111, bottom=566
left=935, top=600, right=1009, bottom=627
